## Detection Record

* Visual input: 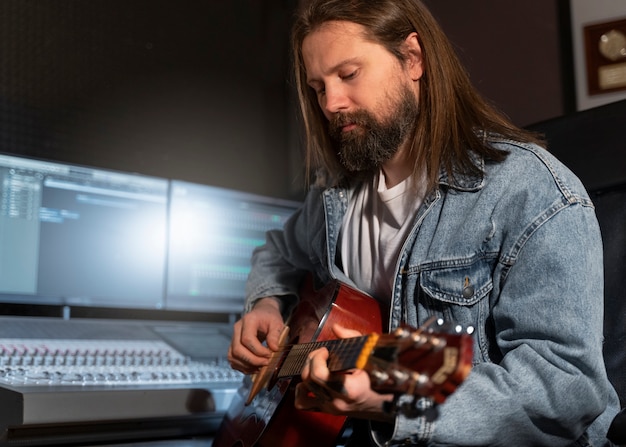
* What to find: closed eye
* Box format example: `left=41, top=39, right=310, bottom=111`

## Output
left=312, top=87, right=325, bottom=98
left=308, top=81, right=325, bottom=96
left=340, top=70, right=358, bottom=81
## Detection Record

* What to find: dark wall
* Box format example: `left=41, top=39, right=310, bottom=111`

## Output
left=424, top=0, right=572, bottom=127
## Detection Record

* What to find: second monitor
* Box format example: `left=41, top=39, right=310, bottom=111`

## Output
left=166, top=180, right=301, bottom=314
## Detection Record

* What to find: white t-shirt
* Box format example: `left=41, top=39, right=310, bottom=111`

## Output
left=339, top=170, right=426, bottom=307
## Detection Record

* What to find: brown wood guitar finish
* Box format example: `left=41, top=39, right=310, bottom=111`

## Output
left=213, top=278, right=473, bottom=447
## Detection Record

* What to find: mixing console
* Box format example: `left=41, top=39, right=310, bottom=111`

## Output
left=0, top=339, right=242, bottom=387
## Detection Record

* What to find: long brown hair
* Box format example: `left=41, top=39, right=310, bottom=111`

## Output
left=291, top=0, right=544, bottom=189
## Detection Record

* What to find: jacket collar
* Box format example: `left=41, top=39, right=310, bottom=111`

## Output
left=437, top=152, right=486, bottom=192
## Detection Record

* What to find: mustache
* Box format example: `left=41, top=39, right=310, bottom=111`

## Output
left=328, top=111, right=371, bottom=138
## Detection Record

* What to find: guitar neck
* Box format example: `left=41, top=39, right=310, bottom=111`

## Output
left=276, top=334, right=378, bottom=379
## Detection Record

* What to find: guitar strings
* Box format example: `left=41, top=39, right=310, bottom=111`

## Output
left=268, top=335, right=369, bottom=352
left=271, top=337, right=370, bottom=377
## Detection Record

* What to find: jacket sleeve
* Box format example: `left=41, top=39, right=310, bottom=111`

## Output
left=244, top=186, right=328, bottom=315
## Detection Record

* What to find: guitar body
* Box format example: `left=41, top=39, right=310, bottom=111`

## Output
left=213, top=278, right=383, bottom=447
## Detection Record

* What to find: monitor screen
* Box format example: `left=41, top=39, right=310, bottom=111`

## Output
left=166, top=181, right=300, bottom=314
left=0, top=153, right=169, bottom=310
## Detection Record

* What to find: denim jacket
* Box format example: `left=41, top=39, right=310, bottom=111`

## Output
left=245, top=136, right=621, bottom=446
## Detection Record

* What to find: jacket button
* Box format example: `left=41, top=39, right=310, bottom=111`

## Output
left=462, top=285, right=475, bottom=298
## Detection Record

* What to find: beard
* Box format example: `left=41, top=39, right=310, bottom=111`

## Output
left=328, top=83, right=419, bottom=175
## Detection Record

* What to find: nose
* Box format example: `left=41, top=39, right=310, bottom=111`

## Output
left=320, top=83, right=350, bottom=117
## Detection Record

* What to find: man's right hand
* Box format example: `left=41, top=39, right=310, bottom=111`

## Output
left=227, top=297, right=285, bottom=375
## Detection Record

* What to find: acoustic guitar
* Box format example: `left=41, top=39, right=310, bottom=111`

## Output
left=214, top=278, right=473, bottom=447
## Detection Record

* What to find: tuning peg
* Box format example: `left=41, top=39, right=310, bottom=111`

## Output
left=425, top=335, right=447, bottom=350
left=392, top=327, right=412, bottom=339
left=409, top=332, right=429, bottom=346
left=414, top=372, right=430, bottom=387
left=371, top=369, right=390, bottom=384
left=391, top=369, right=410, bottom=384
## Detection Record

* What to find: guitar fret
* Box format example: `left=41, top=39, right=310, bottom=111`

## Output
left=280, top=343, right=315, bottom=376
left=277, top=336, right=369, bottom=378
left=328, top=337, right=364, bottom=370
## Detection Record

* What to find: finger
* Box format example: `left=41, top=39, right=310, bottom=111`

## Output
left=228, top=320, right=270, bottom=370
left=304, top=347, right=358, bottom=402
left=228, top=343, right=261, bottom=371
left=248, top=297, right=286, bottom=352
left=308, top=365, right=348, bottom=400
left=294, top=382, right=323, bottom=412
left=228, top=360, right=260, bottom=375
left=264, top=322, right=286, bottom=352
left=303, top=348, right=330, bottom=383
left=303, top=348, right=350, bottom=401
left=325, top=377, right=348, bottom=396
left=331, top=324, right=363, bottom=339
left=236, top=314, right=272, bottom=358
left=230, top=344, right=269, bottom=371
left=227, top=343, right=258, bottom=374
left=239, top=331, right=272, bottom=358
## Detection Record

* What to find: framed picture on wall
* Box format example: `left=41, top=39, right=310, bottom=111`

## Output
left=583, top=18, right=626, bottom=95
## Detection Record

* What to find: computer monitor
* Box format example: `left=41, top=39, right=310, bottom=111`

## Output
left=166, top=180, right=301, bottom=314
left=0, top=153, right=169, bottom=311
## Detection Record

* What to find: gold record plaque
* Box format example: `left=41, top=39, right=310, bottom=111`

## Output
left=584, top=18, right=626, bottom=95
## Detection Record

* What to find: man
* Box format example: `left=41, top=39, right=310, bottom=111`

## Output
left=227, top=0, right=621, bottom=445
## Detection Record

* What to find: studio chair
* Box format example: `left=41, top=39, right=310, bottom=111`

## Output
left=527, top=99, right=626, bottom=445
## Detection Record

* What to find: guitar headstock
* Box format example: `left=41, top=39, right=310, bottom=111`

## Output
left=363, top=317, right=473, bottom=405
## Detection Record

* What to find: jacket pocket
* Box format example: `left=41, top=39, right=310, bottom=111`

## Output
left=417, top=255, right=497, bottom=362
left=420, top=256, right=495, bottom=306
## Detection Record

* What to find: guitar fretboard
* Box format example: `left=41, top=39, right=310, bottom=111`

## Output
left=276, top=335, right=377, bottom=378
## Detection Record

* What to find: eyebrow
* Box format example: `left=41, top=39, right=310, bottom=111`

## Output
left=306, top=57, right=361, bottom=85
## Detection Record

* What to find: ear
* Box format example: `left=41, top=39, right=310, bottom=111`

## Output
left=403, top=32, right=423, bottom=81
